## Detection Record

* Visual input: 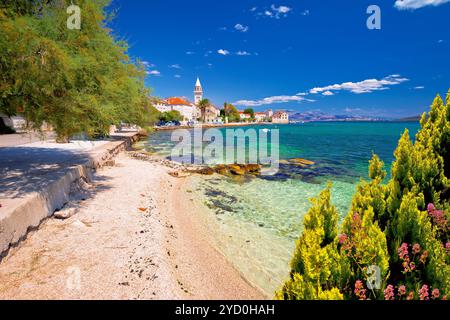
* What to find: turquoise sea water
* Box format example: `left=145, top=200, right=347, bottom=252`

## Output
left=144, top=122, right=420, bottom=294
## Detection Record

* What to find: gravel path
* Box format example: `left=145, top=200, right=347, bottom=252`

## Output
left=0, top=154, right=264, bottom=300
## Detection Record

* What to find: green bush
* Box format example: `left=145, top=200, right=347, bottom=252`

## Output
left=0, top=0, right=151, bottom=142
left=278, top=90, right=450, bottom=300
left=159, top=110, right=183, bottom=122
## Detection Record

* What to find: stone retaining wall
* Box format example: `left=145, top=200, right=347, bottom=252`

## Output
left=0, top=134, right=140, bottom=256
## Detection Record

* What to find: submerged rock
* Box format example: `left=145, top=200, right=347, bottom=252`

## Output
left=228, top=164, right=246, bottom=176
left=212, top=164, right=262, bottom=176
left=187, top=167, right=215, bottom=175
left=244, top=164, right=262, bottom=174
left=290, top=158, right=315, bottom=166
left=214, top=164, right=230, bottom=175
left=197, top=167, right=215, bottom=175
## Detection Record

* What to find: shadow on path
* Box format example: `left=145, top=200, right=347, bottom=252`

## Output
left=0, top=144, right=102, bottom=199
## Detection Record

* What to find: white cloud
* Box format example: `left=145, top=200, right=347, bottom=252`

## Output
left=394, top=0, right=450, bottom=10
left=344, top=107, right=362, bottom=113
left=217, top=49, right=230, bottom=56
left=255, top=4, right=293, bottom=19
left=141, top=61, right=155, bottom=68
left=146, top=70, right=161, bottom=76
left=234, top=95, right=310, bottom=107
left=271, top=4, right=292, bottom=14
left=236, top=51, right=251, bottom=56
left=169, top=64, right=182, bottom=69
left=438, top=39, right=444, bottom=43
left=414, top=86, right=425, bottom=89
left=174, top=74, right=181, bottom=78
left=301, top=9, right=310, bottom=16
left=185, top=51, right=195, bottom=55
left=234, top=75, right=408, bottom=107
left=250, top=7, right=258, bottom=12
left=219, top=26, right=227, bottom=31
left=234, top=23, right=249, bottom=32
left=309, top=75, right=409, bottom=94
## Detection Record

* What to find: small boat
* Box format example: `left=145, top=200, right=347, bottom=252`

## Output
left=262, top=128, right=271, bottom=133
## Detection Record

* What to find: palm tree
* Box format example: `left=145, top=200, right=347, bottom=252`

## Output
left=197, top=98, right=210, bottom=123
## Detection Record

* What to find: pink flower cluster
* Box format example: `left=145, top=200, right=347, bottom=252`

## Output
left=432, top=288, right=441, bottom=300
left=427, top=203, right=448, bottom=232
left=398, top=285, right=406, bottom=296
left=338, top=232, right=353, bottom=255
left=419, top=285, right=429, bottom=300
left=384, top=285, right=395, bottom=300
left=383, top=284, right=443, bottom=300
left=354, top=280, right=367, bottom=300
left=397, top=242, right=428, bottom=273
left=398, top=243, right=409, bottom=260
left=338, top=233, right=348, bottom=245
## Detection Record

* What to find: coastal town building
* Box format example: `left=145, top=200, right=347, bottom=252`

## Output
left=203, top=105, right=221, bottom=123
left=239, top=111, right=251, bottom=121
left=254, top=112, right=267, bottom=122
left=155, top=97, right=197, bottom=123
left=194, top=77, right=203, bottom=105
left=272, top=111, right=290, bottom=124
left=154, top=78, right=220, bottom=124
left=194, top=78, right=221, bottom=123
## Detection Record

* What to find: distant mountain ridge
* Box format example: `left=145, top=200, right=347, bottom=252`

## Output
left=397, top=115, right=422, bottom=122
left=288, top=111, right=385, bottom=122
left=287, top=111, right=424, bottom=122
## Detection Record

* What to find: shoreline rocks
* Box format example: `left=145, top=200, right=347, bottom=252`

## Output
left=130, top=150, right=315, bottom=179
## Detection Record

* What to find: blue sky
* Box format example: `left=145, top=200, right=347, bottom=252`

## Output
left=110, top=0, right=450, bottom=118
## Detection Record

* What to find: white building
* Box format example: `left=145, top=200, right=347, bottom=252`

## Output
left=239, top=111, right=251, bottom=121
left=255, top=112, right=267, bottom=122
left=154, top=78, right=221, bottom=124
left=155, top=97, right=197, bottom=123
left=272, top=111, right=289, bottom=124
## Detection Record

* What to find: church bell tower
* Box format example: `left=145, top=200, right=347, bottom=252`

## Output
left=194, top=77, right=203, bottom=105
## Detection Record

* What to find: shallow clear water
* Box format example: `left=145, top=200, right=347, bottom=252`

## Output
left=144, top=122, right=420, bottom=295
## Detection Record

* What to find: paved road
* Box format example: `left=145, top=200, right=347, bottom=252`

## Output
left=0, top=133, right=137, bottom=201
left=0, top=132, right=55, bottom=148
left=0, top=140, right=108, bottom=200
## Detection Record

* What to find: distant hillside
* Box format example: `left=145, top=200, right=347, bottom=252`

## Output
left=397, top=115, right=422, bottom=122
left=288, top=111, right=385, bottom=122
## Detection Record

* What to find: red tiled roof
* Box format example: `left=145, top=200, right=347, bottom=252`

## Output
left=166, top=97, right=191, bottom=106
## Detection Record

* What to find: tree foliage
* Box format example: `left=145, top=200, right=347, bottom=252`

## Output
left=222, top=103, right=240, bottom=123
left=278, top=91, right=450, bottom=300
left=0, top=0, right=151, bottom=141
left=159, top=110, right=182, bottom=122
left=197, top=98, right=211, bottom=123
left=243, top=108, right=255, bottom=120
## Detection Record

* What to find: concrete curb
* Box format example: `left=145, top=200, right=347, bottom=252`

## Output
left=0, top=133, right=140, bottom=256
